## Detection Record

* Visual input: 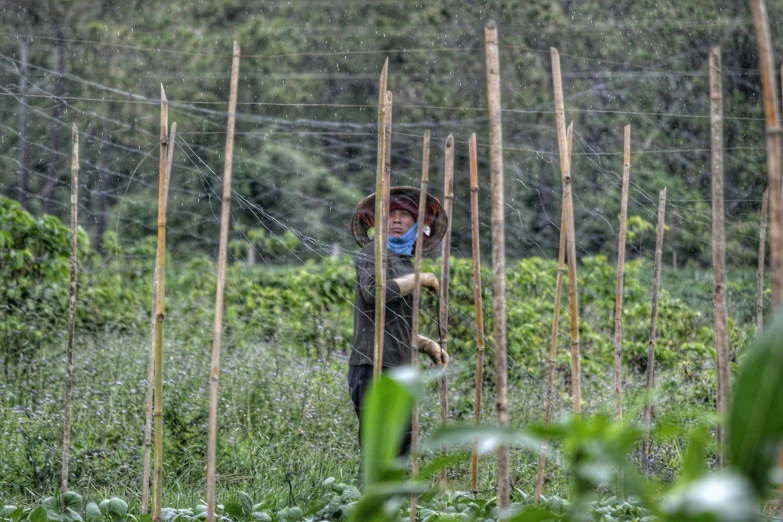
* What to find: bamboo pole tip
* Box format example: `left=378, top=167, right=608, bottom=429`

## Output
left=446, top=134, right=454, bottom=148
left=470, top=132, right=476, bottom=142
left=550, top=46, right=559, bottom=57
left=485, top=20, right=497, bottom=31
left=160, top=85, right=167, bottom=102
left=567, top=121, right=574, bottom=132
left=624, top=124, right=630, bottom=133
left=233, top=40, right=240, bottom=56
left=424, top=129, right=431, bottom=139
left=72, top=123, right=78, bottom=133
left=171, top=122, right=177, bottom=133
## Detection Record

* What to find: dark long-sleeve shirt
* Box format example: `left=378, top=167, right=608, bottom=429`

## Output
left=349, top=241, right=414, bottom=368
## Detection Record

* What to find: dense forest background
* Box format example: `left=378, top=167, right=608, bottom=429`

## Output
left=0, top=0, right=779, bottom=267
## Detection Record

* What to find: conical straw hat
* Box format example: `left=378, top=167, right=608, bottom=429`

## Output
left=351, top=186, right=448, bottom=252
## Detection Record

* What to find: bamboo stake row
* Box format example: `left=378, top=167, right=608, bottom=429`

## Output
left=60, top=123, right=78, bottom=510
left=409, top=131, right=431, bottom=522
left=142, top=121, right=176, bottom=514
left=710, top=47, right=730, bottom=468
left=152, top=85, right=169, bottom=522
left=484, top=20, right=510, bottom=512
left=757, top=189, right=769, bottom=333
left=534, top=122, right=572, bottom=506
left=749, top=1, right=783, bottom=507
left=614, top=125, right=631, bottom=424
left=469, top=133, right=485, bottom=494
left=642, top=188, right=667, bottom=476
left=373, top=60, right=390, bottom=380
left=551, top=47, right=582, bottom=415
left=438, top=135, right=455, bottom=496
left=206, top=41, right=241, bottom=522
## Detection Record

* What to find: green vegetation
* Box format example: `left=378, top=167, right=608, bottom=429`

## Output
left=1, top=198, right=774, bottom=520
left=1, top=1, right=781, bottom=518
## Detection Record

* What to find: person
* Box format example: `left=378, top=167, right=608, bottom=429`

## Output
left=348, top=187, right=450, bottom=457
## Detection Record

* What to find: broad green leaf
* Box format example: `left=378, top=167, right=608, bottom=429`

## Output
left=0, top=507, right=18, bottom=520
left=275, top=507, right=303, bottom=522
left=360, top=376, right=413, bottom=487
left=40, top=500, right=58, bottom=514
left=728, top=317, right=783, bottom=494
left=98, top=502, right=109, bottom=518
left=61, top=509, right=82, bottom=522
left=424, top=425, right=541, bottom=454
left=107, top=499, right=127, bottom=521
left=84, top=504, right=102, bottom=522
left=250, top=513, right=270, bottom=522
left=503, top=506, right=561, bottom=522
left=677, top=425, right=709, bottom=486
left=348, top=482, right=427, bottom=522
left=63, top=494, right=83, bottom=513
left=222, top=503, right=243, bottom=518
left=29, top=507, right=47, bottom=522
left=661, top=472, right=758, bottom=522
left=238, top=492, right=253, bottom=516
left=138, top=515, right=152, bottom=522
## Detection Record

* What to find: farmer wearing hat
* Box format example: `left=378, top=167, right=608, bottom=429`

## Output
left=348, top=186, right=450, bottom=456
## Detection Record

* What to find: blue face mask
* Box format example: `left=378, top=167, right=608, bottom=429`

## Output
left=387, top=223, right=418, bottom=256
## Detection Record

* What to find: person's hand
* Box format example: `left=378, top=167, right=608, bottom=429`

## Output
left=417, top=335, right=449, bottom=366
left=420, top=273, right=439, bottom=295
left=392, top=273, right=439, bottom=296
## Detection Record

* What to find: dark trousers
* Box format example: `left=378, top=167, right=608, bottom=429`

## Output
left=348, top=364, right=412, bottom=457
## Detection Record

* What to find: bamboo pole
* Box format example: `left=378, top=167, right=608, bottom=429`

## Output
left=469, top=133, right=486, bottom=494
left=142, top=123, right=176, bottom=514
left=373, top=59, right=389, bottom=380
left=614, top=125, right=631, bottom=424
left=642, top=188, right=667, bottom=476
left=409, top=130, right=430, bottom=522
left=757, top=188, right=769, bottom=333
left=551, top=48, right=582, bottom=415
left=534, top=122, right=572, bottom=506
left=206, top=41, right=240, bottom=522
left=152, top=85, right=169, bottom=522
left=438, top=134, right=455, bottom=496
left=710, top=47, right=730, bottom=468
left=60, top=123, right=78, bottom=510
left=749, top=3, right=783, bottom=503
left=485, top=20, right=509, bottom=511
left=750, top=0, right=783, bottom=308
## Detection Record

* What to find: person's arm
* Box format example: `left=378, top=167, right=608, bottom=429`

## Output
left=356, top=251, right=438, bottom=304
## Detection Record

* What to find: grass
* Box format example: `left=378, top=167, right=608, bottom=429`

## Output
left=0, top=262, right=766, bottom=514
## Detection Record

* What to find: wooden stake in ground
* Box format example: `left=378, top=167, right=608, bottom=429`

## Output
left=142, top=122, right=176, bottom=514
left=750, top=0, right=783, bottom=308
left=373, top=59, right=389, bottom=380
left=152, top=85, right=169, bottom=522
left=710, top=47, right=730, bottom=468
left=409, top=130, right=430, bottom=522
left=614, top=125, right=631, bottom=424
left=757, top=188, right=769, bottom=333
left=207, top=41, right=240, bottom=522
left=438, top=134, right=455, bottom=495
left=534, top=122, right=573, bottom=506
left=642, top=188, right=667, bottom=476
left=750, top=3, right=783, bottom=504
left=551, top=47, right=582, bottom=415
left=60, top=123, right=78, bottom=510
left=485, top=20, right=509, bottom=511
left=469, top=132, right=486, bottom=494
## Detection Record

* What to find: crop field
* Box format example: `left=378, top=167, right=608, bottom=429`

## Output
left=3, top=1, right=783, bottom=522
